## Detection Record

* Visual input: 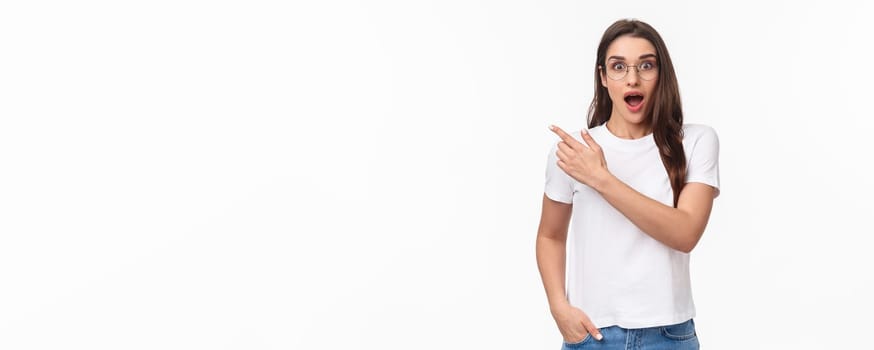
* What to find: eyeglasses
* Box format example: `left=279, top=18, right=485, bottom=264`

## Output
left=600, top=61, right=658, bottom=81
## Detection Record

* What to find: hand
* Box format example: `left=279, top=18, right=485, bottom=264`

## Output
left=551, top=302, right=603, bottom=343
left=549, top=125, right=610, bottom=190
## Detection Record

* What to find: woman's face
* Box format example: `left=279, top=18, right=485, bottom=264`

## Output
left=600, top=35, right=659, bottom=126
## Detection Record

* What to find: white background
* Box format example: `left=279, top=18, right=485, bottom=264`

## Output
left=1, top=1, right=872, bottom=349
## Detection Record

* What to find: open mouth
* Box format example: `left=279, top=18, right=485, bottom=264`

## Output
left=624, top=93, right=644, bottom=107
left=623, top=92, right=645, bottom=112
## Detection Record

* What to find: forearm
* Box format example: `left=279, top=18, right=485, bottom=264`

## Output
left=593, top=174, right=704, bottom=253
left=536, top=234, right=570, bottom=311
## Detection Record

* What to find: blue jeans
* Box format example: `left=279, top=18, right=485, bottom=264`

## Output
left=561, top=319, right=699, bottom=350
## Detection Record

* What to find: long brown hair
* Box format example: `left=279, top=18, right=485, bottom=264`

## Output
left=588, top=19, right=686, bottom=207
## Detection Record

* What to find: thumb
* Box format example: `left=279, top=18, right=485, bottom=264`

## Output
left=580, top=317, right=603, bottom=341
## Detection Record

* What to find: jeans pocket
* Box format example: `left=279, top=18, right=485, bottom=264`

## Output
left=563, top=333, right=592, bottom=348
left=660, top=319, right=697, bottom=341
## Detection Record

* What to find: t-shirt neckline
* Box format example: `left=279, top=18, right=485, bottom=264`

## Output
left=593, top=123, right=655, bottom=152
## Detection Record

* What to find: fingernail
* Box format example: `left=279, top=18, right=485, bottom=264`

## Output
left=549, top=125, right=555, bottom=130
left=595, top=334, right=603, bottom=341
left=581, top=128, right=589, bottom=134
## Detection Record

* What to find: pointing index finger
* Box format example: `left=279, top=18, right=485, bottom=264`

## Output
left=549, top=125, right=580, bottom=147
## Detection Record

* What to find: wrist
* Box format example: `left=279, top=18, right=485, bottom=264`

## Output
left=591, top=170, right=616, bottom=193
left=549, top=299, right=571, bottom=315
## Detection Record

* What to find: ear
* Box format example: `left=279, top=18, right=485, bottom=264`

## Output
left=598, top=66, right=607, bottom=87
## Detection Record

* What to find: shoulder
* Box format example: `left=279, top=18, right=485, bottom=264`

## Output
left=682, top=123, right=718, bottom=139
left=681, top=124, right=719, bottom=159
left=682, top=123, right=718, bottom=147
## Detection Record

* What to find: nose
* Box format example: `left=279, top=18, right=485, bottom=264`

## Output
left=625, top=66, right=640, bottom=86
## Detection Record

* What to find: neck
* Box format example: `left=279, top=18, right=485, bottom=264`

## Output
left=606, top=117, right=651, bottom=139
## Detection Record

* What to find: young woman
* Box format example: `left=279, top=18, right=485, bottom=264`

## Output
left=537, top=19, right=720, bottom=349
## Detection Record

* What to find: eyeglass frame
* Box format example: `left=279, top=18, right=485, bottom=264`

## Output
left=598, top=61, right=659, bottom=81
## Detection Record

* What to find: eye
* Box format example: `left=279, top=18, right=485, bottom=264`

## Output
left=639, top=61, right=656, bottom=71
left=611, top=62, right=626, bottom=71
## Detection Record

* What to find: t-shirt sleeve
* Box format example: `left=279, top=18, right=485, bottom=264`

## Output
left=685, top=125, right=721, bottom=198
left=544, top=142, right=575, bottom=204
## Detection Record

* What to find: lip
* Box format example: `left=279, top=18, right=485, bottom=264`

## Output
left=623, top=90, right=644, bottom=98
left=623, top=90, right=645, bottom=113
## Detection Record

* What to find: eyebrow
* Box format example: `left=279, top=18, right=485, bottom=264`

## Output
left=607, top=54, right=657, bottom=61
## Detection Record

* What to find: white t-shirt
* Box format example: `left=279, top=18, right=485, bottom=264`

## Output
left=544, top=123, right=720, bottom=329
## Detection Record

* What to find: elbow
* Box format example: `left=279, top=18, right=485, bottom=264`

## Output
left=675, top=230, right=705, bottom=253
left=677, top=242, right=696, bottom=254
